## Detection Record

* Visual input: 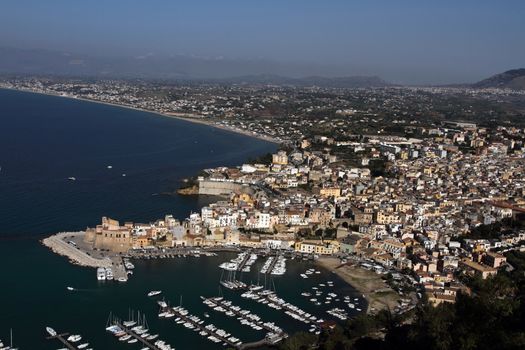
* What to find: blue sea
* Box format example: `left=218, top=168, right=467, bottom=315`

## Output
left=0, top=89, right=363, bottom=349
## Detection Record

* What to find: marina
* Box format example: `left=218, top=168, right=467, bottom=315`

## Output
left=201, top=296, right=287, bottom=339
left=259, top=255, right=286, bottom=275
left=218, top=252, right=258, bottom=273
left=45, top=327, right=92, bottom=350
left=241, top=289, right=320, bottom=325
left=158, top=301, right=246, bottom=348
left=105, top=312, right=174, bottom=350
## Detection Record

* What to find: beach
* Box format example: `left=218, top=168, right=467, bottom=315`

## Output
left=316, top=257, right=402, bottom=314
left=0, top=86, right=281, bottom=145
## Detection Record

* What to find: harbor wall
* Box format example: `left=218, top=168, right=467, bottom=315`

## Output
left=198, top=180, right=254, bottom=196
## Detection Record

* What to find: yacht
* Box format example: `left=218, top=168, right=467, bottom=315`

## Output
left=105, top=267, right=114, bottom=280
left=46, top=327, right=57, bottom=337
left=77, top=343, right=89, bottom=349
left=148, top=290, right=162, bottom=297
left=67, top=286, right=74, bottom=291
left=68, top=177, right=76, bottom=181
left=67, top=334, right=82, bottom=342
left=97, top=267, right=106, bottom=281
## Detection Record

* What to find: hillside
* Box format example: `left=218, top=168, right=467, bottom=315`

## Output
left=472, top=68, right=525, bottom=90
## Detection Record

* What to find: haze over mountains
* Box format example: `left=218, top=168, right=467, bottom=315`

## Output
left=0, top=47, right=523, bottom=89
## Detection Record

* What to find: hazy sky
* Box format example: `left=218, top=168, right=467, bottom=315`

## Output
left=1, top=0, right=524, bottom=84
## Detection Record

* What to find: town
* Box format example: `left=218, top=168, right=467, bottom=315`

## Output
left=8, top=76, right=524, bottom=348
left=45, top=116, right=525, bottom=311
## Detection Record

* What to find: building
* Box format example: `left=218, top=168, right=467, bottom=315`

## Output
left=272, top=151, right=288, bottom=165
left=294, top=240, right=340, bottom=255
left=460, top=259, right=498, bottom=279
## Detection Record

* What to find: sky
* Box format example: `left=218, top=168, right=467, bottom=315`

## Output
left=1, top=0, right=524, bottom=84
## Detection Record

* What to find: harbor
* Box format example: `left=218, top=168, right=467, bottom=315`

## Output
left=158, top=300, right=246, bottom=348
left=2, top=247, right=365, bottom=350
left=45, top=327, right=92, bottom=350
left=240, top=289, right=320, bottom=324
left=105, top=312, right=174, bottom=350
left=201, top=296, right=287, bottom=338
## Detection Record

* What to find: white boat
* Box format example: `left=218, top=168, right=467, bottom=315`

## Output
left=66, top=286, right=74, bottom=291
left=78, top=343, right=89, bottom=349
left=97, top=267, right=106, bottom=281
left=105, top=267, right=114, bottom=280
left=148, top=290, right=162, bottom=297
left=67, top=334, right=82, bottom=342
left=46, top=327, right=57, bottom=337
left=119, top=335, right=131, bottom=341
left=68, top=177, right=76, bottom=181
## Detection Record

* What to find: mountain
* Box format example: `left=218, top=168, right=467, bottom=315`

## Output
left=0, top=47, right=391, bottom=88
left=472, top=68, right=525, bottom=90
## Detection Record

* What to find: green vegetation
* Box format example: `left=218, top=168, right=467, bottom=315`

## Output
left=463, top=216, right=525, bottom=241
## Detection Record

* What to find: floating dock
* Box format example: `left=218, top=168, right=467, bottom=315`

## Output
left=46, top=330, right=83, bottom=350
left=159, top=302, right=245, bottom=348
left=106, top=312, right=173, bottom=350
left=236, top=252, right=251, bottom=271
left=202, top=296, right=287, bottom=338
left=241, top=290, right=318, bottom=325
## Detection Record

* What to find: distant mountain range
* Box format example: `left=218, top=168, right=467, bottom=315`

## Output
left=471, top=68, right=525, bottom=90
left=0, top=46, right=523, bottom=89
left=0, top=47, right=390, bottom=88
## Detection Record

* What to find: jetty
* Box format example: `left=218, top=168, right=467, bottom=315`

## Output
left=42, top=232, right=111, bottom=268
left=106, top=312, right=174, bottom=350
left=45, top=330, right=81, bottom=350
left=241, top=290, right=318, bottom=325
left=159, top=302, right=245, bottom=348
left=236, top=252, right=251, bottom=271
left=202, top=296, right=287, bottom=337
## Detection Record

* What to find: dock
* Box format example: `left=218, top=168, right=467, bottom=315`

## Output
left=46, top=331, right=79, bottom=350
left=236, top=252, right=251, bottom=271
left=105, top=312, right=174, bottom=350
left=241, top=290, right=318, bottom=325
left=202, top=296, right=287, bottom=337
left=112, top=322, right=164, bottom=350
left=160, top=303, right=245, bottom=348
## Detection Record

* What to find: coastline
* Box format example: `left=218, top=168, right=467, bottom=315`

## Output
left=316, top=256, right=401, bottom=314
left=0, top=86, right=281, bottom=145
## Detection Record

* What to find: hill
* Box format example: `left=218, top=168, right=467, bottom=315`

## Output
left=472, top=68, right=525, bottom=90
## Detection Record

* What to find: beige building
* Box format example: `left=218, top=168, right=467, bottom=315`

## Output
left=294, top=240, right=340, bottom=255
left=272, top=151, right=288, bottom=165
left=84, top=217, right=132, bottom=253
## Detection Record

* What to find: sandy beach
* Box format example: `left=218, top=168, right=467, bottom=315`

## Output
left=316, top=257, right=401, bottom=314
left=0, top=86, right=281, bottom=145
